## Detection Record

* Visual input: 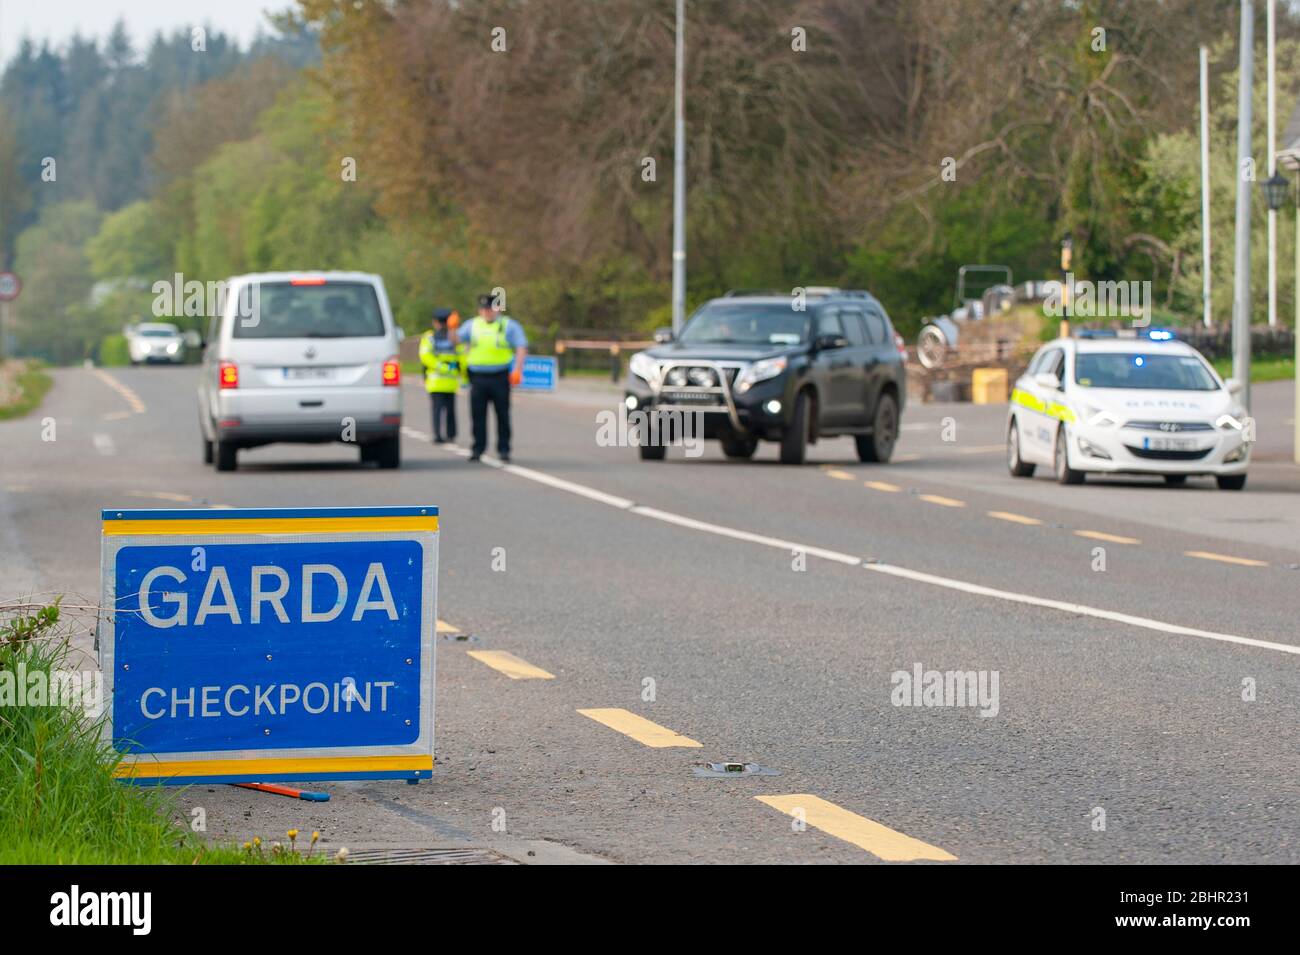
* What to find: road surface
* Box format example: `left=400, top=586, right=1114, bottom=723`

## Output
left=1, top=366, right=1297, bottom=863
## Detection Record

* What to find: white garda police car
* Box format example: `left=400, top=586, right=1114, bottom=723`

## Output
left=1006, top=330, right=1250, bottom=490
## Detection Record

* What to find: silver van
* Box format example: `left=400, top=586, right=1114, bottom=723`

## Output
left=197, top=272, right=404, bottom=471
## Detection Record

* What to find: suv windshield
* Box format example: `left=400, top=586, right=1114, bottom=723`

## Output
left=1074, top=352, right=1219, bottom=391
left=233, top=282, right=385, bottom=338
left=679, top=303, right=809, bottom=346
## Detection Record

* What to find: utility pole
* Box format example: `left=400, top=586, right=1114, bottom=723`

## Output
left=1200, top=46, right=1213, bottom=329
left=670, top=0, right=686, bottom=336
left=1267, top=0, right=1278, bottom=327
left=1231, top=0, right=1254, bottom=412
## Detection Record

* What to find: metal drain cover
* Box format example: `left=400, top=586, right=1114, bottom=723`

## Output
left=438, top=631, right=480, bottom=644
left=347, top=847, right=519, bottom=865
left=693, top=761, right=780, bottom=778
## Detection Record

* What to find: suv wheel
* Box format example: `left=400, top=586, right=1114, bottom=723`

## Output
left=215, top=440, right=238, bottom=472
left=1054, top=427, right=1084, bottom=485
left=779, top=391, right=809, bottom=464
left=1007, top=418, right=1034, bottom=477
left=721, top=434, right=758, bottom=459
left=856, top=392, right=898, bottom=463
left=638, top=442, right=666, bottom=460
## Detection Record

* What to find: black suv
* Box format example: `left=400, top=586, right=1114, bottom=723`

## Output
left=624, top=289, right=907, bottom=464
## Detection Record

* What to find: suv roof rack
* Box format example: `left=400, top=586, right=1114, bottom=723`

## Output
left=721, top=287, right=875, bottom=300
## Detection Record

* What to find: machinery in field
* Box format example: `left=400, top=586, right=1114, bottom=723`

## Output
left=915, top=265, right=1055, bottom=369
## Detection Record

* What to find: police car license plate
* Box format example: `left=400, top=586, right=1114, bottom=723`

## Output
left=1143, top=436, right=1196, bottom=451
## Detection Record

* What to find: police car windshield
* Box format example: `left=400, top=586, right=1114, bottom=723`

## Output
left=234, top=282, right=385, bottom=338
left=679, top=304, right=809, bottom=345
left=1074, top=351, right=1219, bottom=391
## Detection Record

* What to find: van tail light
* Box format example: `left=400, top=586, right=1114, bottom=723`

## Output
left=382, top=357, right=401, bottom=386
left=219, top=361, right=239, bottom=389
left=894, top=332, right=908, bottom=359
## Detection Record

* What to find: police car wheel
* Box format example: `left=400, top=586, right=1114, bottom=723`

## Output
left=1054, top=428, right=1084, bottom=485
left=215, top=440, right=237, bottom=472
left=1007, top=419, right=1034, bottom=477
left=1216, top=474, right=1247, bottom=491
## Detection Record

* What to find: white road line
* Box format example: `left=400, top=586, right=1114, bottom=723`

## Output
left=475, top=454, right=1299, bottom=658
left=862, top=562, right=1299, bottom=657
left=400, top=426, right=430, bottom=442
left=505, top=463, right=636, bottom=509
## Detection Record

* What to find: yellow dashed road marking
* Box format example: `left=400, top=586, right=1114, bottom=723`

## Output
left=893, top=453, right=921, bottom=462
left=577, top=708, right=702, bottom=748
left=1074, top=530, right=1140, bottom=545
left=467, top=650, right=555, bottom=680
left=756, top=794, right=957, bottom=862
left=988, top=510, right=1042, bottom=526
left=825, top=469, right=856, bottom=480
left=864, top=480, right=901, bottom=492
left=1185, top=550, right=1268, bottom=567
left=129, top=491, right=193, bottom=503
left=436, top=619, right=460, bottom=634
left=957, top=444, right=1005, bottom=455
left=918, top=494, right=965, bottom=508
left=92, top=370, right=146, bottom=414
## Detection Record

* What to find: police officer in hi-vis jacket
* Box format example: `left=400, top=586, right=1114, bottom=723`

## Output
left=418, top=308, right=466, bottom=444
left=459, top=293, right=528, bottom=462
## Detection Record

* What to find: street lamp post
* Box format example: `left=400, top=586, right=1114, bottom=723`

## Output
left=670, top=0, right=686, bottom=336
left=1231, top=0, right=1254, bottom=413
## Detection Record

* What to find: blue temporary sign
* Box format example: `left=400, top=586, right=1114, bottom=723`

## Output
left=519, top=355, right=557, bottom=391
left=99, top=506, right=439, bottom=786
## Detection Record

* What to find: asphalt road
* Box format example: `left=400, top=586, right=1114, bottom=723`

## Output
left=2, top=365, right=1298, bottom=864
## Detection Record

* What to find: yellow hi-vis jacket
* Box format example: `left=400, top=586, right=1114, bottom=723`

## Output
left=419, top=331, right=466, bottom=394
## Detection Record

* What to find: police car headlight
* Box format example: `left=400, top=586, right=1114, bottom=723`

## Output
left=629, top=352, right=658, bottom=383
left=1223, top=444, right=1247, bottom=463
left=1077, top=436, right=1112, bottom=459
left=734, top=356, right=788, bottom=394
left=1082, top=404, right=1119, bottom=427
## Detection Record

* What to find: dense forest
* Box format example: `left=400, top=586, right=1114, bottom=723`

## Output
left=1, top=0, right=1299, bottom=364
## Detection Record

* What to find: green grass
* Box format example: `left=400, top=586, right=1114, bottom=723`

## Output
left=0, top=360, right=52, bottom=420
left=1211, top=355, right=1295, bottom=383
left=0, top=604, right=327, bottom=864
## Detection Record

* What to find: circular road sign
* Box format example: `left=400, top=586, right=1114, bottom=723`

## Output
left=0, top=272, right=20, bottom=301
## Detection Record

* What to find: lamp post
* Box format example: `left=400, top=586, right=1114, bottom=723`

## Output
left=670, top=0, right=686, bottom=336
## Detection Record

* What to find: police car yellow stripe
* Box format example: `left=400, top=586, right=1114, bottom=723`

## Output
left=113, top=754, right=434, bottom=779
left=1011, top=387, right=1076, bottom=423
left=103, top=515, right=439, bottom=536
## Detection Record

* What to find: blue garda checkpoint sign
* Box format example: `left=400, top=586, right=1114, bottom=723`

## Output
left=98, top=506, right=438, bottom=786
left=519, top=355, right=557, bottom=391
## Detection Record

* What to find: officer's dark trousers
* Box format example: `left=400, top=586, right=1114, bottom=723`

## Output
left=430, top=392, right=457, bottom=442
left=469, top=370, right=511, bottom=456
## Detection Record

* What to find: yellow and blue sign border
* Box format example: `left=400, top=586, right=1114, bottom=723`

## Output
left=100, top=506, right=438, bottom=786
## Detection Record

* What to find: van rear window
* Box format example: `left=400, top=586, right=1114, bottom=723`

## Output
left=233, top=282, right=385, bottom=338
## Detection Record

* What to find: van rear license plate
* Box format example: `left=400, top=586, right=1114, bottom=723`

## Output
left=284, top=366, right=334, bottom=381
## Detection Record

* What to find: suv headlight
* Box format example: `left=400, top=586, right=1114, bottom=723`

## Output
left=734, top=356, right=788, bottom=394
left=629, top=352, right=659, bottom=384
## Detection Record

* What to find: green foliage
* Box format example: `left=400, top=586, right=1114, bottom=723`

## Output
left=98, top=334, right=130, bottom=367
left=0, top=601, right=325, bottom=864
left=12, top=200, right=104, bottom=363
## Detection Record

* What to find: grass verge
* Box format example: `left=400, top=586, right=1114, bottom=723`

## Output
left=0, top=360, right=52, bottom=420
left=0, top=601, right=327, bottom=864
left=1211, top=355, right=1295, bottom=384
